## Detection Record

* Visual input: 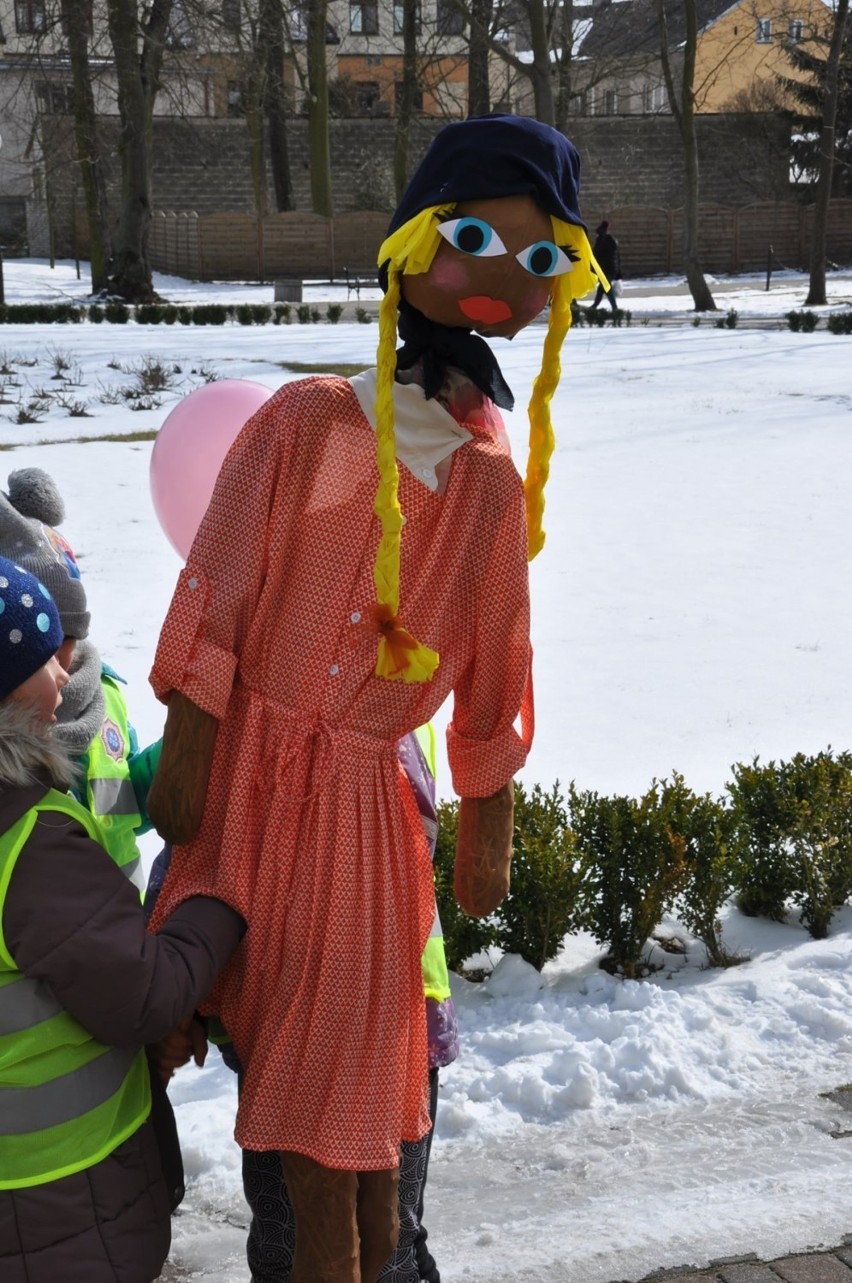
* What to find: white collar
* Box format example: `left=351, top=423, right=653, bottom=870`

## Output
left=350, top=369, right=472, bottom=492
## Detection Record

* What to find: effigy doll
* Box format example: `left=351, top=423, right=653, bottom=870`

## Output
left=147, top=113, right=599, bottom=1283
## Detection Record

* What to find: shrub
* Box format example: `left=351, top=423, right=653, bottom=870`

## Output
left=190, top=304, right=229, bottom=326
left=786, top=309, right=819, bottom=333
left=667, top=783, right=739, bottom=965
left=326, top=304, right=344, bottom=324
left=568, top=778, right=690, bottom=977
left=827, top=310, right=852, bottom=335
left=104, top=301, right=129, bottom=324
left=161, top=305, right=179, bottom=325
left=355, top=306, right=373, bottom=324
left=727, top=750, right=852, bottom=936
left=135, top=304, right=163, bottom=324
left=178, top=306, right=193, bottom=326
left=273, top=304, right=292, bottom=325
left=494, top=782, right=582, bottom=970
left=433, top=799, right=499, bottom=973
left=715, top=308, right=738, bottom=329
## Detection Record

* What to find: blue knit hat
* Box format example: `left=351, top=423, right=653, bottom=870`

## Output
left=0, top=555, right=63, bottom=701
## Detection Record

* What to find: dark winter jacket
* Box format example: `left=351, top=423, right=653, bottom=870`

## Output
left=0, top=700, right=245, bottom=1283
left=593, top=229, right=621, bottom=281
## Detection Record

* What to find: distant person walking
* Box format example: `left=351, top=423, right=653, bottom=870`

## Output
left=591, top=220, right=621, bottom=313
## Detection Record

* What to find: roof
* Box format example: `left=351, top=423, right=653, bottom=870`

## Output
left=577, top=0, right=737, bottom=58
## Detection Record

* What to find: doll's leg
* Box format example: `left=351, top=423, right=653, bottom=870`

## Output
left=357, top=1167, right=401, bottom=1281
left=279, top=1152, right=360, bottom=1283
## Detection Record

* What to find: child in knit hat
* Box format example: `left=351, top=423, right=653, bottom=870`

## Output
left=0, top=554, right=245, bottom=1283
left=0, top=468, right=161, bottom=889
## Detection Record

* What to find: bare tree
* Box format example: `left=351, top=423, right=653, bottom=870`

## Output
left=394, top=0, right=420, bottom=197
left=658, top=0, right=716, bottom=310
left=259, top=0, right=295, bottom=209
left=105, top=0, right=173, bottom=301
left=804, top=0, right=850, bottom=305
left=468, top=0, right=492, bottom=113
left=307, top=0, right=332, bottom=213
left=57, top=0, right=110, bottom=291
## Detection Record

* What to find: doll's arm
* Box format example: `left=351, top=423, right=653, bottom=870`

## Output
left=454, top=779, right=514, bottom=917
left=147, top=692, right=218, bottom=845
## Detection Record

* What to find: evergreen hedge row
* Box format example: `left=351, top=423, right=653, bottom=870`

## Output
left=434, top=750, right=852, bottom=979
left=0, top=301, right=347, bottom=326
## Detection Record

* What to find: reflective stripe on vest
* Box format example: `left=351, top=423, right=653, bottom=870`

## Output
left=86, top=676, right=144, bottom=890
left=412, top=724, right=452, bottom=1003
left=0, top=789, right=151, bottom=1189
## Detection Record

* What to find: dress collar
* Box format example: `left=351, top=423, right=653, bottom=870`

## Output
left=350, top=369, right=472, bottom=493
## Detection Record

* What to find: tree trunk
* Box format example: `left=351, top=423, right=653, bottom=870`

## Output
left=105, top=0, right=171, bottom=302
left=307, top=0, right=332, bottom=215
left=393, top=0, right=419, bottom=200
left=658, top=0, right=716, bottom=311
left=261, top=0, right=294, bottom=211
left=468, top=0, right=491, bottom=116
left=805, top=0, right=849, bottom=307
left=555, top=0, right=573, bottom=132
left=527, top=0, right=555, bottom=125
left=61, top=0, right=109, bottom=293
left=245, top=70, right=270, bottom=219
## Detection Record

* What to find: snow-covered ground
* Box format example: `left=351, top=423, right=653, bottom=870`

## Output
left=2, top=260, right=852, bottom=1283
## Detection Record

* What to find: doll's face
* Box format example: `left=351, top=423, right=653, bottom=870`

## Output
left=401, top=194, right=572, bottom=339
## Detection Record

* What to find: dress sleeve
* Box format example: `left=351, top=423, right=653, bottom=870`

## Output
left=149, top=389, right=291, bottom=719
left=447, top=465, right=534, bottom=798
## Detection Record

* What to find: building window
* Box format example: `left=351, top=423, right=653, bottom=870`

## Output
left=756, top=18, right=772, bottom=42
left=350, top=0, right=378, bottom=34
left=222, top=0, right=240, bottom=33
left=393, top=1, right=421, bottom=35
left=437, top=0, right=464, bottom=35
left=394, top=81, right=423, bottom=112
left=354, top=81, right=381, bottom=113
left=15, top=0, right=45, bottom=33
left=604, top=89, right=618, bottom=115
left=37, top=82, right=74, bottom=114
left=788, top=18, right=803, bottom=41
left=227, top=80, right=245, bottom=116
left=60, top=0, right=92, bottom=36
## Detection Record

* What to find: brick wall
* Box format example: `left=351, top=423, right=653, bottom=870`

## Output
left=43, top=111, right=820, bottom=274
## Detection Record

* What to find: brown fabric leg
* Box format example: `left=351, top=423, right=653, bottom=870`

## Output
left=279, top=1151, right=359, bottom=1283
left=357, top=1166, right=400, bottom=1283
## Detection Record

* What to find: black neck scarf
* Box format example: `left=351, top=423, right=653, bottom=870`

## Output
left=395, top=299, right=514, bottom=411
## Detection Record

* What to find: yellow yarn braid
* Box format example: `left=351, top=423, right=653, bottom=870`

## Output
left=524, top=216, right=598, bottom=560
left=373, top=263, right=440, bottom=682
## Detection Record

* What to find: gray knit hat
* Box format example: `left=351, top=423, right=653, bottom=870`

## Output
left=0, top=469, right=90, bottom=639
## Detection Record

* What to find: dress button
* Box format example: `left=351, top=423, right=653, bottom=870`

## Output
left=188, top=577, right=199, bottom=590
left=329, top=663, right=340, bottom=676
left=350, top=611, right=361, bottom=624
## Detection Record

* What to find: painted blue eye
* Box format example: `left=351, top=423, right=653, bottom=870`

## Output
left=437, top=217, right=508, bottom=258
left=515, top=241, right=576, bottom=277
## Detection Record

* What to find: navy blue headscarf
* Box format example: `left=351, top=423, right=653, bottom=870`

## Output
left=386, top=115, right=586, bottom=408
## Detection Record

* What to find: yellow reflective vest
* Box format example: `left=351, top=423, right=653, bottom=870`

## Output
left=83, top=674, right=145, bottom=891
left=0, top=790, right=151, bottom=1189
left=413, top=724, right=452, bottom=1005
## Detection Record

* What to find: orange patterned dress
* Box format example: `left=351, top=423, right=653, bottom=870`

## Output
left=149, top=375, right=532, bottom=1170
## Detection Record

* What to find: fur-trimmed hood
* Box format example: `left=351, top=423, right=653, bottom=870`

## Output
left=0, top=699, right=78, bottom=792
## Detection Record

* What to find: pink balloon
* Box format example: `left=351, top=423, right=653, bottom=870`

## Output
left=150, top=379, right=273, bottom=560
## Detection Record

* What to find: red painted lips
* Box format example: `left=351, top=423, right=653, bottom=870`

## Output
left=458, top=296, right=513, bottom=324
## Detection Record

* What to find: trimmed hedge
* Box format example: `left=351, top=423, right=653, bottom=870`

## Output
left=434, top=749, right=852, bottom=978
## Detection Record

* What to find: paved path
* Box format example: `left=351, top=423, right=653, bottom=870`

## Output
left=640, top=1242, right=852, bottom=1283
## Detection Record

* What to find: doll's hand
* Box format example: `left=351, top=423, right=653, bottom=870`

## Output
left=454, top=781, right=515, bottom=917
left=148, top=692, right=218, bottom=844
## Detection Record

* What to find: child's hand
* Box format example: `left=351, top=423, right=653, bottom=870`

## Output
left=148, top=1016, right=208, bottom=1083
